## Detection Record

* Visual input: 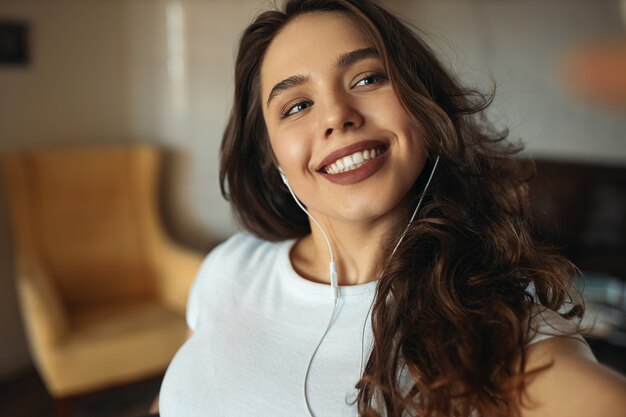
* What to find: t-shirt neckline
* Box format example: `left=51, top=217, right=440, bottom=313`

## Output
left=277, top=238, right=379, bottom=297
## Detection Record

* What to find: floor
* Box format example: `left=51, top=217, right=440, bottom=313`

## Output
left=0, top=338, right=624, bottom=417
left=0, top=370, right=161, bottom=417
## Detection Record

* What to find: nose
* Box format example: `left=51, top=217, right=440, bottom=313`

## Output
left=321, top=91, right=363, bottom=138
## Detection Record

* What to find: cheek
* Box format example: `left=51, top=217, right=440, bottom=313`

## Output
left=387, top=101, right=427, bottom=148
left=269, top=125, right=313, bottom=172
left=367, top=94, right=414, bottom=131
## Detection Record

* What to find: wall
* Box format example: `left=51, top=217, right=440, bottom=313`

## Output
left=125, top=0, right=259, bottom=242
left=393, top=0, right=626, bottom=163
left=0, top=0, right=624, bottom=381
left=0, top=1, right=132, bottom=148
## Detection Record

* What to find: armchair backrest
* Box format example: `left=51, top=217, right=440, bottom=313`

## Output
left=3, top=145, right=162, bottom=310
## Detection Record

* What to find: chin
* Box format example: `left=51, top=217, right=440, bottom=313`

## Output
left=335, top=200, right=403, bottom=225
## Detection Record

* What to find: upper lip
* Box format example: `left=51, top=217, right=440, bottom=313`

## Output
left=316, top=139, right=388, bottom=172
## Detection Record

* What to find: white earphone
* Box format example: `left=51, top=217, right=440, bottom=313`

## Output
left=278, top=167, right=339, bottom=297
left=278, top=167, right=340, bottom=416
left=279, top=168, right=289, bottom=186
left=278, top=155, right=440, bottom=417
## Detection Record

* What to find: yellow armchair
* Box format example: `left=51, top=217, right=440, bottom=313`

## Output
left=2, top=145, right=204, bottom=401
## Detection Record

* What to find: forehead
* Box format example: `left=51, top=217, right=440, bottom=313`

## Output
left=260, top=11, right=372, bottom=95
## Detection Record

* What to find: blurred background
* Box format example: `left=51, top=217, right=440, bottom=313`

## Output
left=0, top=0, right=624, bottom=416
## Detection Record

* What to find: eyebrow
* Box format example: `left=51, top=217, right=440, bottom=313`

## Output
left=266, top=74, right=310, bottom=109
left=336, top=46, right=378, bottom=69
left=265, top=47, right=380, bottom=109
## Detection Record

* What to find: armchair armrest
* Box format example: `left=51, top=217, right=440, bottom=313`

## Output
left=15, top=254, right=69, bottom=349
left=151, top=240, right=205, bottom=315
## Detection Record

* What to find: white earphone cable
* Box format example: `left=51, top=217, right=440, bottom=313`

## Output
left=282, top=175, right=339, bottom=298
left=280, top=154, right=439, bottom=417
left=303, top=296, right=340, bottom=416
left=279, top=169, right=340, bottom=417
left=357, top=155, right=440, bottom=391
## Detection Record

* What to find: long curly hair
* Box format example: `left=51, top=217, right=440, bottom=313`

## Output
left=219, top=1, right=583, bottom=416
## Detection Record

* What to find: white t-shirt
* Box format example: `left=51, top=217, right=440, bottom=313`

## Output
left=159, top=232, right=586, bottom=417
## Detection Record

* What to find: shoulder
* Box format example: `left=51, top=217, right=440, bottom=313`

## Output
left=519, top=333, right=626, bottom=417
left=527, top=306, right=583, bottom=345
left=198, top=232, right=284, bottom=273
left=208, top=231, right=273, bottom=257
left=185, top=232, right=289, bottom=329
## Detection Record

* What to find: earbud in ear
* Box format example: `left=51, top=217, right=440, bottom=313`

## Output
left=278, top=167, right=289, bottom=186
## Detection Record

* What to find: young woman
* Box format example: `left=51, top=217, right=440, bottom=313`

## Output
left=158, top=1, right=626, bottom=416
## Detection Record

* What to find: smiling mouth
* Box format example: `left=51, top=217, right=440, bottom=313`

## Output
left=320, top=145, right=388, bottom=175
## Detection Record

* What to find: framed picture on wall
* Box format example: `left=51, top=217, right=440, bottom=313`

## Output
left=0, top=20, right=29, bottom=66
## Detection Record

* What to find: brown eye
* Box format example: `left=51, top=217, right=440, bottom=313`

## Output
left=352, top=73, right=386, bottom=88
left=282, top=101, right=312, bottom=118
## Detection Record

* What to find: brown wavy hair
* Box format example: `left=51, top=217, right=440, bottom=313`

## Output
left=219, top=0, right=583, bottom=416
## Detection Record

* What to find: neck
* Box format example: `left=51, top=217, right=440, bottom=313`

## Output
left=290, top=207, right=407, bottom=286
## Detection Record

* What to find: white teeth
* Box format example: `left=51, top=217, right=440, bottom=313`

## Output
left=323, top=147, right=385, bottom=175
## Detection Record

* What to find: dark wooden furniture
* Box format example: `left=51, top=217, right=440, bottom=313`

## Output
left=530, top=158, right=626, bottom=281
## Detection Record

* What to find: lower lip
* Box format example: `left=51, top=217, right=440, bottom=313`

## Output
left=319, top=151, right=389, bottom=185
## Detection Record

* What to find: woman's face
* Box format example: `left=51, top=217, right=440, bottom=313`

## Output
left=260, top=11, right=428, bottom=226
